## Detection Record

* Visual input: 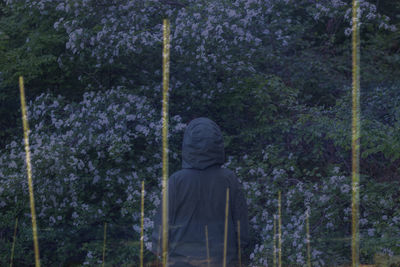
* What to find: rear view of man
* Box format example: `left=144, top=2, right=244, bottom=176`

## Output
left=152, top=117, right=249, bottom=267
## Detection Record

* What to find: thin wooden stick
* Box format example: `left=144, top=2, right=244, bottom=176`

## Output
left=306, top=211, right=311, bottom=267
left=161, top=18, right=171, bottom=267
left=278, top=191, right=282, bottom=267
left=140, top=181, right=145, bottom=267
left=102, top=222, right=107, bottom=267
left=205, top=225, right=210, bottom=267
left=223, top=188, right=230, bottom=267
left=351, top=1, right=361, bottom=267
left=19, top=76, right=40, bottom=267
left=9, top=218, right=18, bottom=267
left=273, top=215, right=276, bottom=267
left=237, top=220, right=241, bottom=267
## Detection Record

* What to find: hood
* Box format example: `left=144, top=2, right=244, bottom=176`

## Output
left=182, top=117, right=225, bottom=169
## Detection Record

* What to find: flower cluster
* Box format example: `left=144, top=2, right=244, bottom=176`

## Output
left=230, top=148, right=399, bottom=266
left=5, top=0, right=396, bottom=101
left=0, top=87, right=186, bottom=265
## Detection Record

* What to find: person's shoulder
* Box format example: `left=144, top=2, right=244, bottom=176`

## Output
left=219, top=167, right=240, bottom=184
left=219, top=167, right=237, bottom=177
left=169, top=169, right=191, bottom=182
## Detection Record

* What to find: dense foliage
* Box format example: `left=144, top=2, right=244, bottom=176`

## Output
left=0, top=0, right=399, bottom=266
left=1, top=0, right=399, bottom=147
left=0, top=90, right=185, bottom=265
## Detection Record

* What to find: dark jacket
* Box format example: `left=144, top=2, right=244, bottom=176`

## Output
left=152, top=117, right=249, bottom=266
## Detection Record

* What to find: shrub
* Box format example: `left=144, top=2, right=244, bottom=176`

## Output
left=0, top=88, right=186, bottom=265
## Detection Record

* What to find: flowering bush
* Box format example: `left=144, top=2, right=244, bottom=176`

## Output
left=0, top=87, right=399, bottom=265
left=2, top=0, right=397, bottom=109
left=226, top=147, right=400, bottom=266
left=0, top=88, right=186, bottom=265
left=49, top=0, right=397, bottom=109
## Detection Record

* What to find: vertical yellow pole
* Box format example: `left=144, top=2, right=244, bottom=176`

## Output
left=9, top=218, right=18, bottom=267
left=273, top=216, right=276, bottom=267
left=306, top=211, right=311, bottom=267
left=162, top=19, right=171, bottom=267
left=102, top=222, right=107, bottom=267
left=223, top=188, right=230, bottom=267
left=19, top=76, right=40, bottom=267
left=237, top=220, right=241, bottom=267
left=278, top=191, right=282, bottom=267
left=140, top=181, right=145, bottom=267
left=351, top=1, right=360, bottom=267
left=205, top=225, right=210, bottom=267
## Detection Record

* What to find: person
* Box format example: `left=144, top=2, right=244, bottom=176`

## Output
left=152, top=117, right=249, bottom=267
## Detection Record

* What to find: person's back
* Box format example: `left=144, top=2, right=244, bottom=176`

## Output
left=152, top=117, right=249, bottom=266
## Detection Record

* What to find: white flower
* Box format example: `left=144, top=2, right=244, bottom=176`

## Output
left=340, top=184, right=350, bottom=193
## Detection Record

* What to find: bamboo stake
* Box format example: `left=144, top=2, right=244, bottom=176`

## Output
left=205, top=225, right=210, bottom=267
left=162, top=18, right=171, bottom=267
left=351, top=1, right=361, bottom=267
left=273, top=216, right=276, bottom=267
left=140, top=181, right=145, bottom=267
left=223, top=188, right=230, bottom=267
left=102, top=222, right=107, bottom=267
left=237, top=220, right=241, bottom=267
left=278, top=191, right=282, bottom=267
left=9, top=218, right=18, bottom=267
left=19, top=76, right=40, bottom=267
left=306, top=211, right=311, bottom=267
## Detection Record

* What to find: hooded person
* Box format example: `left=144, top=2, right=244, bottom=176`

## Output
left=151, top=117, right=249, bottom=267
